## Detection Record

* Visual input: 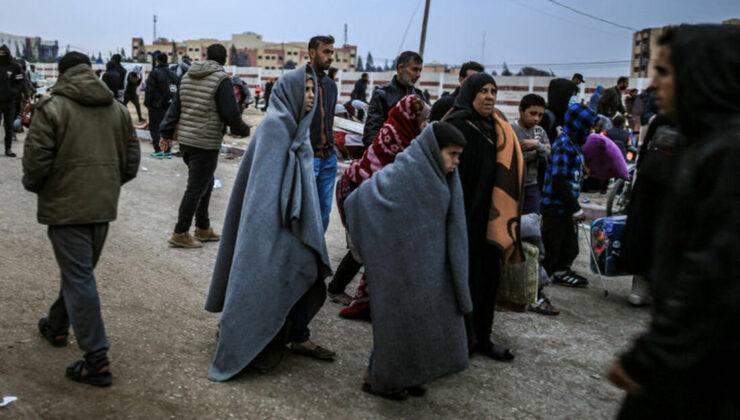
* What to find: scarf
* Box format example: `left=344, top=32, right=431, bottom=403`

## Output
left=488, top=113, right=525, bottom=265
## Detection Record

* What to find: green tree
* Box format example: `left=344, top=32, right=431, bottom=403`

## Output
left=366, top=52, right=375, bottom=72
left=516, top=66, right=552, bottom=76
left=501, top=61, right=512, bottom=76
left=356, top=56, right=364, bottom=71
left=229, top=44, right=238, bottom=65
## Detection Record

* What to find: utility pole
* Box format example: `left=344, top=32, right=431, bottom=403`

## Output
left=418, top=0, right=431, bottom=57
left=153, top=15, right=157, bottom=41
left=481, top=31, right=485, bottom=65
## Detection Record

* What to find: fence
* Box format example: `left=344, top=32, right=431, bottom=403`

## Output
left=32, top=62, right=651, bottom=118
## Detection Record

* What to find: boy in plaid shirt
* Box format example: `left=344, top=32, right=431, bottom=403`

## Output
left=541, top=104, right=598, bottom=287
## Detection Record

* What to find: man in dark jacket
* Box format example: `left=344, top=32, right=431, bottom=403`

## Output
left=608, top=25, right=740, bottom=419
left=605, top=114, right=630, bottom=157
left=101, top=61, right=121, bottom=97
left=22, top=52, right=140, bottom=387
left=145, top=53, right=177, bottom=157
left=429, top=61, right=483, bottom=122
left=160, top=44, right=249, bottom=248
left=350, top=72, right=369, bottom=102
left=0, top=44, right=23, bottom=157
left=362, top=51, right=425, bottom=147
left=109, top=54, right=127, bottom=96
left=308, top=35, right=338, bottom=232
left=597, top=76, right=628, bottom=117
left=123, top=65, right=144, bottom=122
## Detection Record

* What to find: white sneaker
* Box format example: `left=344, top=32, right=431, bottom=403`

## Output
left=628, top=275, right=652, bottom=306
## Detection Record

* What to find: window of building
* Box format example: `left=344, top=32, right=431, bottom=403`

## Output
left=635, top=40, right=641, bottom=46
left=350, top=54, right=355, bottom=58
left=258, top=55, right=263, bottom=59
left=188, top=48, right=193, bottom=51
left=279, top=56, right=283, bottom=60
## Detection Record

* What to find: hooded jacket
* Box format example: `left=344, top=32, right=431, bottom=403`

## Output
left=541, top=104, right=597, bottom=215
left=144, top=62, right=177, bottom=110
left=619, top=24, right=740, bottom=418
left=101, top=61, right=122, bottom=95
left=362, top=75, right=426, bottom=147
left=22, top=64, right=140, bottom=225
left=0, top=45, right=23, bottom=103
left=541, top=78, right=577, bottom=142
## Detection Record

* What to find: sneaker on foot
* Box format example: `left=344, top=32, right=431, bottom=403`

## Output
left=164, top=151, right=172, bottom=159
left=5, top=150, right=16, bottom=157
left=552, top=270, right=589, bottom=288
left=150, top=151, right=164, bottom=158
left=194, top=227, right=220, bottom=242
left=168, top=232, right=203, bottom=248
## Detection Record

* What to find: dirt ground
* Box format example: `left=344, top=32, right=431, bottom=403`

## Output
left=0, top=130, right=650, bottom=419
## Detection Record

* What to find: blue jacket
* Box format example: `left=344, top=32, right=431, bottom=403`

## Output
left=310, top=72, right=337, bottom=158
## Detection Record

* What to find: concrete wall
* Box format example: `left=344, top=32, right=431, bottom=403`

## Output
left=31, top=63, right=650, bottom=119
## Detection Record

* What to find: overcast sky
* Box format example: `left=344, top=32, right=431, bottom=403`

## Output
left=2, top=0, right=739, bottom=76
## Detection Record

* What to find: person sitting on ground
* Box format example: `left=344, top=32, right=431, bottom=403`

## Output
left=205, top=67, right=335, bottom=381
left=605, top=114, right=630, bottom=157
left=344, top=122, right=471, bottom=400
left=541, top=103, right=598, bottom=288
left=329, top=95, right=431, bottom=314
left=22, top=52, right=140, bottom=387
left=511, top=93, right=551, bottom=215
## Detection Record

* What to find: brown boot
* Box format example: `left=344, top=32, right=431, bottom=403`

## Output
left=194, top=227, right=221, bottom=242
left=168, top=232, right=203, bottom=248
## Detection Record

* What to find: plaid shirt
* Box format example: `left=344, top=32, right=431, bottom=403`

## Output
left=542, top=104, right=597, bottom=213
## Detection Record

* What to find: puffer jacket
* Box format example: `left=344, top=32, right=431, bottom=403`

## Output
left=22, top=64, right=140, bottom=225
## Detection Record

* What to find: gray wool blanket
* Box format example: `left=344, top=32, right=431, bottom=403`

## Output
left=204, top=65, right=331, bottom=381
left=344, top=124, right=472, bottom=391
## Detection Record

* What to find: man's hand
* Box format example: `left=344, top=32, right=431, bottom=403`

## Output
left=520, top=139, right=539, bottom=150
left=607, top=358, right=641, bottom=395
left=159, top=138, right=173, bottom=152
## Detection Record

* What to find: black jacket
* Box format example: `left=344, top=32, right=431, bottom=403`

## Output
left=596, top=86, right=625, bottom=117
left=0, top=45, right=23, bottom=103
left=125, top=72, right=142, bottom=96
left=102, top=63, right=121, bottom=96
left=350, top=78, right=367, bottom=102
left=144, top=64, right=177, bottom=110
left=429, top=86, right=458, bottom=122
left=619, top=24, right=740, bottom=419
left=309, top=71, right=337, bottom=158
left=604, top=126, right=630, bottom=157
left=362, top=75, right=425, bottom=147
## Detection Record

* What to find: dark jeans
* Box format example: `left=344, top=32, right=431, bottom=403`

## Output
left=541, top=213, right=579, bottom=275
left=46, top=223, right=110, bottom=360
left=123, top=92, right=143, bottom=121
left=174, top=145, right=219, bottom=234
left=1, top=101, right=14, bottom=151
left=522, top=184, right=541, bottom=215
left=286, top=290, right=312, bottom=343
left=327, top=250, right=362, bottom=294
left=147, top=107, right=166, bottom=153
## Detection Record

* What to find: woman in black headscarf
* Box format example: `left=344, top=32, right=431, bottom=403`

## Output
left=444, top=72, right=523, bottom=361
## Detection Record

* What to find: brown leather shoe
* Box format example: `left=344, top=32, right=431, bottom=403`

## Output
left=194, top=227, right=221, bottom=242
left=168, top=232, right=203, bottom=248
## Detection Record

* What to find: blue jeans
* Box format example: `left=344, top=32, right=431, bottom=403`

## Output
left=313, top=154, right=337, bottom=232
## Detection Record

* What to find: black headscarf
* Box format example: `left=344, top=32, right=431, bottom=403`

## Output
left=546, top=78, right=577, bottom=127
left=0, top=45, right=11, bottom=65
left=445, top=72, right=498, bottom=140
left=671, top=24, right=740, bottom=140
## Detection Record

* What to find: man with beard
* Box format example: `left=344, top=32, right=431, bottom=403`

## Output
left=307, top=35, right=338, bottom=232
left=608, top=24, right=740, bottom=418
left=597, top=76, right=628, bottom=118
left=362, top=50, right=426, bottom=147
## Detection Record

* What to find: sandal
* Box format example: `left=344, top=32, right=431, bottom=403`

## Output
left=65, top=360, right=112, bottom=387
left=328, top=292, right=353, bottom=306
left=38, top=317, right=68, bottom=347
left=528, top=297, right=561, bottom=316
left=289, top=342, right=336, bottom=361
left=552, top=270, right=589, bottom=288
left=361, top=382, right=409, bottom=400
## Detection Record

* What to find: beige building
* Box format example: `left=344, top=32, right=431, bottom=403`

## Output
left=131, top=33, right=357, bottom=71
left=631, top=19, right=739, bottom=78
left=423, top=61, right=446, bottom=73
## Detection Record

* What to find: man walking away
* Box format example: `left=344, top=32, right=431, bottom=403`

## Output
left=363, top=51, right=426, bottom=147
left=123, top=65, right=144, bottom=123
left=308, top=35, right=338, bottom=232
left=102, top=61, right=121, bottom=97
left=159, top=44, right=249, bottom=248
left=0, top=44, right=23, bottom=157
left=430, top=61, right=484, bottom=122
left=597, top=76, right=628, bottom=117
left=22, top=52, right=140, bottom=387
left=145, top=53, right=177, bottom=158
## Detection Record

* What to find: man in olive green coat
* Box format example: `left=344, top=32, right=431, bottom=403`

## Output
left=22, top=52, right=140, bottom=387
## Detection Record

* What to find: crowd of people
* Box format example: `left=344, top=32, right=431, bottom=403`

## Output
left=3, top=22, right=740, bottom=417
